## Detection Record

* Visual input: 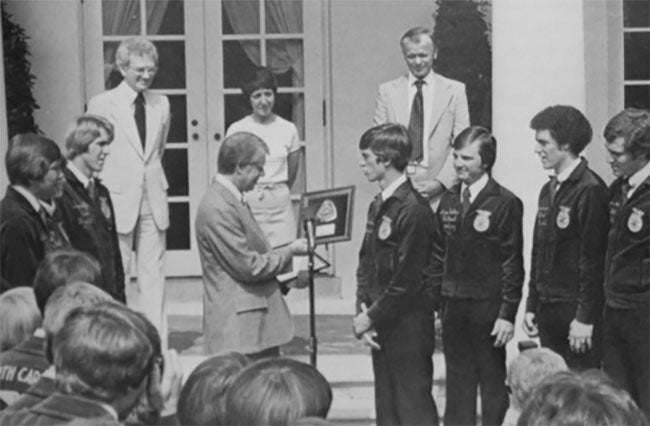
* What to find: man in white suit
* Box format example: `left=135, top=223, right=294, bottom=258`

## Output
left=195, top=132, right=307, bottom=359
left=374, top=27, right=469, bottom=209
left=87, top=37, right=170, bottom=345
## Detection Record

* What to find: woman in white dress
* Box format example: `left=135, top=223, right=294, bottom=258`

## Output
left=226, top=67, right=301, bottom=247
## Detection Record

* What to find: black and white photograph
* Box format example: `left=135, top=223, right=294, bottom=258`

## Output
left=1, top=0, right=649, bottom=424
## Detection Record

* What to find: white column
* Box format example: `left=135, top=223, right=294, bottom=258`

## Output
left=0, top=15, right=8, bottom=198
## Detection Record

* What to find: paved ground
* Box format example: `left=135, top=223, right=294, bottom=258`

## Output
left=165, top=277, right=530, bottom=425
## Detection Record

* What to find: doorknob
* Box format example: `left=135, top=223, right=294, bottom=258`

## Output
left=191, top=119, right=198, bottom=126
left=192, top=133, right=199, bottom=141
left=214, top=133, right=221, bottom=141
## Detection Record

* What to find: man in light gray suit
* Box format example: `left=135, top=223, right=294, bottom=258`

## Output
left=195, top=132, right=307, bottom=358
left=374, top=27, right=469, bottom=209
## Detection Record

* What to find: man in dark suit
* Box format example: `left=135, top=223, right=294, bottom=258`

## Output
left=1, top=134, right=69, bottom=291
left=373, top=27, right=469, bottom=208
left=195, top=132, right=307, bottom=358
left=431, top=126, right=524, bottom=425
left=354, top=123, right=438, bottom=425
left=523, top=105, right=608, bottom=370
left=601, top=108, right=649, bottom=418
left=58, top=115, right=125, bottom=302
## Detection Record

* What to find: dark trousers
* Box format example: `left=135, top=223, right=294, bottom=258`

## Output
left=603, top=307, right=649, bottom=419
left=372, top=308, right=438, bottom=425
left=537, top=302, right=601, bottom=370
left=442, top=299, right=508, bottom=426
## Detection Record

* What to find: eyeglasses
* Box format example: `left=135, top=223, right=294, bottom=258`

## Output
left=129, top=66, right=158, bottom=75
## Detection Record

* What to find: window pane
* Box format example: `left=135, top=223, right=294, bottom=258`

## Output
left=624, top=0, right=650, bottom=28
left=624, top=33, right=650, bottom=80
left=222, top=0, right=259, bottom=35
left=151, top=41, right=186, bottom=89
left=625, top=85, right=650, bottom=109
left=224, top=94, right=251, bottom=132
left=103, top=41, right=122, bottom=90
left=166, top=202, right=190, bottom=250
left=147, top=0, right=184, bottom=35
left=162, top=148, right=189, bottom=196
left=168, top=95, right=187, bottom=143
left=265, top=0, right=302, bottom=33
left=267, top=39, right=304, bottom=87
left=103, top=0, right=140, bottom=35
left=223, top=40, right=260, bottom=89
left=275, top=93, right=304, bottom=140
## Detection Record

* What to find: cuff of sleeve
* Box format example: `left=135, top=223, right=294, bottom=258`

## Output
left=498, top=303, right=518, bottom=324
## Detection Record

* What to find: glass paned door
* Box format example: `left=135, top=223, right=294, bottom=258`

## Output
left=84, top=0, right=208, bottom=276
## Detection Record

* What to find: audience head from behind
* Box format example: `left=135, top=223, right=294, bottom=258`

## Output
left=42, top=281, right=113, bottom=362
left=33, top=248, right=102, bottom=316
left=506, top=348, right=568, bottom=416
left=517, top=369, right=647, bottom=426
left=177, top=352, right=250, bottom=425
left=225, top=357, right=332, bottom=425
left=0, top=287, right=42, bottom=352
left=52, top=302, right=161, bottom=420
left=5, top=133, right=66, bottom=200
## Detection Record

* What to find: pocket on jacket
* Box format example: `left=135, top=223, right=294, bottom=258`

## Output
left=235, top=293, right=268, bottom=314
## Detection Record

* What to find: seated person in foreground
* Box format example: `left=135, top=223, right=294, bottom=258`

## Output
left=517, top=369, right=647, bottom=426
left=225, top=357, right=332, bottom=425
left=177, top=352, right=250, bottom=425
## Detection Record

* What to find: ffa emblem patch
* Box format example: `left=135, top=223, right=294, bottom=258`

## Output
left=627, top=208, right=644, bottom=233
left=473, top=209, right=491, bottom=232
left=378, top=216, right=392, bottom=240
left=100, top=196, right=112, bottom=220
left=316, top=199, right=337, bottom=223
left=556, top=206, right=571, bottom=229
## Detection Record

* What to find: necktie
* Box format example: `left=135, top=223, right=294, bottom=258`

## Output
left=87, top=180, right=96, bottom=200
left=134, top=92, right=146, bottom=150
left=408, top=79, right=425, bottom=162
left=620, top=178, right=631, bottom=205
left=461, top=186, right=471, bottom=216
left=548, top=176, right=560, bottom=204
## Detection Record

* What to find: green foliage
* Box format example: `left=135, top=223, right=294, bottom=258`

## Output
left=2, top=1, right=39, bottom=138
left=433, top=0, right=492, bottom=129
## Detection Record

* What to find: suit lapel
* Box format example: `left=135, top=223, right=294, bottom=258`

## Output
left=429, top=74, right=453, bottom=138
left=111, top=92, right=144, bottom=159
left=392, top=75, right=410, bottom=124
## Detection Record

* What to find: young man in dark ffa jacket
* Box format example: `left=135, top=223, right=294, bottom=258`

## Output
left=354, top=123, right=439, bottom=426
left=0, top=134, right=70, bottom=291
left=57, top=115, right=126, bottom=302
left=601, top=108, right=650, bottom=418
left=523, top=105, right=609, bottom=370
left=431, top=126, right=524, bottom=426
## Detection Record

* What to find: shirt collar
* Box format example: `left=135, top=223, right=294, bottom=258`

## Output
left=216, top=173, right=244, bottom=202
left=555, top=157, right=582, bottom=183
left=97, top=401, right=119, bottom=421
left=67, top=162, right=90, bottom=188
left=39, top=199, right=56, bottom=216
left=381, top=174, right=407, bottom=201
left=408, top=70, right=435, bottom=87
left=116, top=80, right=143, bottom=104
left=628, top=161, right=650, bottom=192
left=11, top=185, right=41, bottom=213
left=461, top=173, right=489, bottom=203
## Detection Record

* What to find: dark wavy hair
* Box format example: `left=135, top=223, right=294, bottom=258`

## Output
left=603, top=108, right=650, bottom=160
left=530, top=105, right=592, bottom=155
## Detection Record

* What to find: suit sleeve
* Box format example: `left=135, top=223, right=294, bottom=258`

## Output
left=372, top=85, right=390, bottom=125
left=158, top=96, right=171, bottom=159
left=106, top=194, right=126, bottom=303
left=197, top=205, right=293, bottom=284
left=0, top=217, right=41, bottom=288
left=355, top=204, right=374, bottom=315
left=366, top=206, right=434, bottom=327
left=497, top=197, right=525, bottom=323
left=574, top=184, right=608, bottom=324
left=435, top=85, right=469, bottom=189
